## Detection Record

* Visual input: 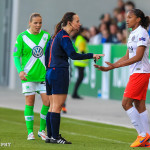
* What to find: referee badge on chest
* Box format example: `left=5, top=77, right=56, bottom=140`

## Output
left=32, top=46, right=43, bottom=58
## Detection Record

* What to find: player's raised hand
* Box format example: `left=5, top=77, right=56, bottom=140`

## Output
left=93, top=54, right=105, bottom=61
left=105, top=61, right=120, bottom=68
left=19, top=71, right=27, bottom=81
left=94, top=64, right=111, bottom=71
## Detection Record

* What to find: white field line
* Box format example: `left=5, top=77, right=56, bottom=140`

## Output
left=61, top=130, right=130, bottom=145
left=63, top=120, right=135, bottom=134
left=61, top=115, right=133, bottom=129
left=0, top=119, right=131, bottom=145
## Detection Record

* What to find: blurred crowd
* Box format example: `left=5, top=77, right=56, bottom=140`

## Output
left=71, top=0, right=150, bottom=45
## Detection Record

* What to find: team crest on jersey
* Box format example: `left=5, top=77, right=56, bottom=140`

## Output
left=139, top=37, right=146, bottom=41
left=32, top=46, right=43, bottom=58
left=14, top=47, right=17, bottom=52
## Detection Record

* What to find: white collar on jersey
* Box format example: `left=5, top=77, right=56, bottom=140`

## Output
left=131, top=25, right=142, bottom=34
left=27, top=29, right=41, bottom=34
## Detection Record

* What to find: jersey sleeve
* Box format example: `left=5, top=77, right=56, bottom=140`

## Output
left=61, top=35, right=76, bottom=56
left=137, top=30, right=149, bottom=47
left=61, top=35, right=93, bottom=60
left=14, top=56, right=22, bottom=73
left=13, top=34, right=23, bottom=57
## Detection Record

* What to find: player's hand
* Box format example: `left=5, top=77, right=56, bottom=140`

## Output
left=105, top=61, right=120, bottom=68
left=94, top=64, right=112, bottom=72
left=19, top=71, right=27, bottom=81
left=93, top=54, right=105, bottom=61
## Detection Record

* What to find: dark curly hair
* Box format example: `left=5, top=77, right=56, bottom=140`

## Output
left=130, top=9, right=150, bottom=29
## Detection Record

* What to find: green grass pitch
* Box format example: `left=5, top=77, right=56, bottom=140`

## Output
left=0, top=107, right=145, bottom=150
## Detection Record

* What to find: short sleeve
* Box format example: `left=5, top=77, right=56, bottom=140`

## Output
left=137, top=30, right=149, bottom=47
left=13, top=35, right=23, bottom=57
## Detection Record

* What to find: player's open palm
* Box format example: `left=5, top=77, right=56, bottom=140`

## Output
left=94, top=64, right=111, bottom=72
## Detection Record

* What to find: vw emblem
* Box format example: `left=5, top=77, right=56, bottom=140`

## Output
left=32, top=46, right=43, bottom=58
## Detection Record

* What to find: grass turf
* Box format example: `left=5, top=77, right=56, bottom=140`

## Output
left=0, top=107, right=145, bottom=150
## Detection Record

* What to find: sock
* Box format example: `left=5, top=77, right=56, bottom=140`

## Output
left=40, top=105, right=49, bottom=132
left=140, top=110, right=150, bottom=135
left=50, top=112, right=60, bottom=139
left=24, top=105, right=34, bottom=135
left=46, top=112, right=52, bottom=138
left=126, top=107, right=146, bottom=137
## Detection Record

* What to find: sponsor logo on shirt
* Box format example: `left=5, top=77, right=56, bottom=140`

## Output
left=14, top=47, right=17, bottom=52
left=139, top=37, right=146, bottom=41
left=32, top=46, right=43, bottom=58
left=128, top=46, right=133, bottom=53
left=136, top=68, right=141, bottom=70
left=132, top=36, right=135, bottom=41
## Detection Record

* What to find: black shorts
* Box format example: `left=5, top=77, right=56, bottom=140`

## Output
left=46, top=68, right=69, bottom=95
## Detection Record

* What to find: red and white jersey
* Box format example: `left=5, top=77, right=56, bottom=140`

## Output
left=127, top=25, right=150, bottom=75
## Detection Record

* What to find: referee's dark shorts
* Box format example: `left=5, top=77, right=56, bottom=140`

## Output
left=46, top=67, right=69, bottom=95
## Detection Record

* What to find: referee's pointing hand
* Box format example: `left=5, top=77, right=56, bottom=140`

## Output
left=93, top=54, right=105, bottom=61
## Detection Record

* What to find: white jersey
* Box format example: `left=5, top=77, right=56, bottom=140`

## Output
left=127, top=25, right=150, bottom=75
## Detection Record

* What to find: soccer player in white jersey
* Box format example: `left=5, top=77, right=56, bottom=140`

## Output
left=94, top=9, right=150, bottom=147
left=13, top=13, right=50, bottom=140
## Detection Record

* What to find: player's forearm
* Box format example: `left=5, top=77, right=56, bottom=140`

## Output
left=14, top=56, right=22, bottom=73
left=113, top=55, right=128, bottom=66
left=117, top=55, right=141, bottom=68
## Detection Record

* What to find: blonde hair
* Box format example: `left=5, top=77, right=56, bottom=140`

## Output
left=29, top=13, right=42, bottom=22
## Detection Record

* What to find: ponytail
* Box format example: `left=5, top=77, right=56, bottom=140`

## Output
left=52, top=20, right=63, bottom=39
left=141, top=16, right=150, bottom=29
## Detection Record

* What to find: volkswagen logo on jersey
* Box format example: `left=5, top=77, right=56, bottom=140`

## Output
left=32, top=46, right=43, bottom=58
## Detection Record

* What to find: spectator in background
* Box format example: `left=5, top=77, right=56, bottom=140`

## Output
left=113, top=8, right=122, bottom=23
left=117, top=0, right=125, bottom=14
left=125, top=1, right=135, bottom=12
left=147, top=17, right=150, bottom=36
left=109, top=23, right=120, bottom=43
left=116, top=13, right=126, bottom=31
left=99, top=14, right=105, bottom=24
left=89, top=26, right=102, bottom=45
left=103, top=13, right=112, bottom=28
left=101, top=29, right=112, bottom=43
left=98, top=22, right=109, bottom=33
left=148, top=25, right=150, bottom=36
left=116, top=30, right=126, bottom=44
